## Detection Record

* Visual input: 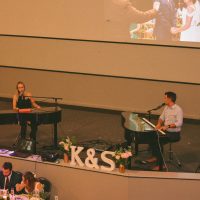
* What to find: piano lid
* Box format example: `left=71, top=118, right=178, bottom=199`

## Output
left=0, top=106, right=62, bottom=125
left=122, top=112, right=154, bottom=132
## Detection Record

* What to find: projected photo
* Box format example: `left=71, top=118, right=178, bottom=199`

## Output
left=105, top=0, right=200, bottom=43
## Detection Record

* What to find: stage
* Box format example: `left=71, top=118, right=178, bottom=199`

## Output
left=0, top=99, right=200, bottom=173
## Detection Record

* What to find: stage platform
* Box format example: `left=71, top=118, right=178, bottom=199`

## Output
left=0, top=99, right=200, bottom=174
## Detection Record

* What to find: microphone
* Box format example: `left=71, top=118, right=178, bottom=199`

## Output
left=153, top=103, right=165, bottom=110
left=148, top=103, right=165, bottom=112
left=19, top=92, right=24, bottom=100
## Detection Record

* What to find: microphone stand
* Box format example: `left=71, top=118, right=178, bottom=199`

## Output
left=147, top=103, right=165, bottom=122
left=147, top=110, right=152, bottom=122
left=52, top=97, right=62, bottom=111
left=147, top=107, right=156, bottom=122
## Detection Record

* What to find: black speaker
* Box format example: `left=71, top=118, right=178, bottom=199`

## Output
left=16, top=139, right=35, bottom=153
left=40, top=151, right=59, bottom=162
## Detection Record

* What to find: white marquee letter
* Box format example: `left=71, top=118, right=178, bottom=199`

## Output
left=70, top=146, right=84, bottom=167
left=100, top=151, right=115, bottom=172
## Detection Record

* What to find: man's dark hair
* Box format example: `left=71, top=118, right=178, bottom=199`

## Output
left=165, top=91, right=176, bottom=103
left=2, top=162, right=12, bottom=171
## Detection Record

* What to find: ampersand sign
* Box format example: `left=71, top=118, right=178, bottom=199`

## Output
left=85, top=148, right=99, bottom=169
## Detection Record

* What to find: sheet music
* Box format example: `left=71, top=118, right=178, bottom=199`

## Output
left=142, top=118, right=166, bottom=135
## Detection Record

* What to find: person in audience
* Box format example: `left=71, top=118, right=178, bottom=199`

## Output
left=144, top=92, right=183, bottom=170
left=13, top=81, right=40, bottom=141
left=0, top=162, right=22, bottom=193
left=16, top=171, right=43, bottom=194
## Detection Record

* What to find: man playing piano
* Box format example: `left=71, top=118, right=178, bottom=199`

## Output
left=13, top=81, right=40, bottom=141
left=147, top=91, right=183, bottom=170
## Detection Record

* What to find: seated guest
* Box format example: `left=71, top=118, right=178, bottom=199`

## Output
left=0, top=162, right=22, bottom=193
left=16, top=171, right=43, bottom=194
left=13, top=81, right=40, bottom=140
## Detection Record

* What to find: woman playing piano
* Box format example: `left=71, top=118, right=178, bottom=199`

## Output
left=13, top=81, right=40, bottom=141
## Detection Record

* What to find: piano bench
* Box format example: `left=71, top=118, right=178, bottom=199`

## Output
left=166, top=142, right=182, bottom=168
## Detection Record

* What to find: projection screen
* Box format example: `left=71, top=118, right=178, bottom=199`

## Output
left=0, top=0, right=200, bottom=84
left=0, top=0, right=200, bottom=47
left=105, top=0, right=200, bottom=47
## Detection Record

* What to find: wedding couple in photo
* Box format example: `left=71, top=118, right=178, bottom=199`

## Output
left=107, top=0, right=200, bottom=42
left=154, top=0, right=200, bottom=42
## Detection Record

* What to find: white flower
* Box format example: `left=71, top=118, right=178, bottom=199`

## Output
left=59, top=136, right=75, bottom=152
left=59, top=141, right=65, bottom=145
left=115, top=155, right=120, bottom=160
left=66, top=137, right=70, bottom=143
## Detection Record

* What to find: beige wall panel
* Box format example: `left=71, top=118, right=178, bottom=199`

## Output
left=128, top=178, right=200, bottom=200
left=0, top=36, right=199, bottom=83
left=36, top=163, right=128, bottom=200
left=0, top=67, right=200, bottom=119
